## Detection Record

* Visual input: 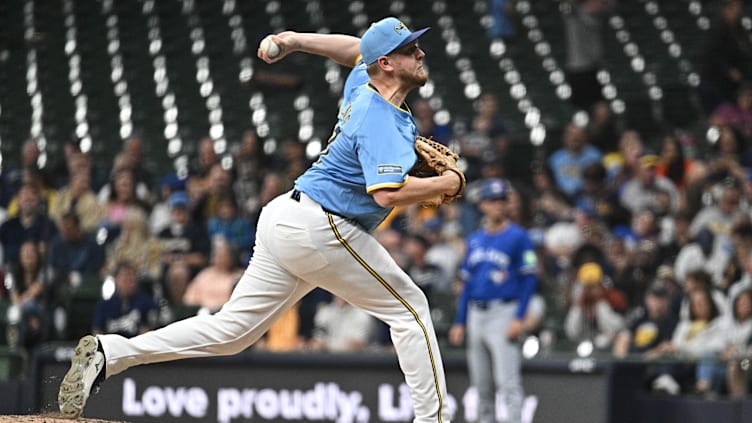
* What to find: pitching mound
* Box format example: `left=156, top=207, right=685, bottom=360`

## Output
left=0, top=416, right=128, bottom=422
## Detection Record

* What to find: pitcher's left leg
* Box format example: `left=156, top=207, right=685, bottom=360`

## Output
left=301, top=217, right=451, bottom=423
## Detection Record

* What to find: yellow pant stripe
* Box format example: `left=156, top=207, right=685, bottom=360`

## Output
left=326, top=214, right=444, bottom=422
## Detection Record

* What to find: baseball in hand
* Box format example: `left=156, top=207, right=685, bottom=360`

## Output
left=260, top=36, right=280, bottom=58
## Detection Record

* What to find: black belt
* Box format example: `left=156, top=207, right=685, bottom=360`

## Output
left=470, top=299, right=516, bottom=310
left=291, top=189, right=351, bottom=221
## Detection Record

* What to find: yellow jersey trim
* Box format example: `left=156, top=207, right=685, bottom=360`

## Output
left=364, top=83, right=411, bottom=114
left=325, top=215, right=445, bottom=422
left=366, top=180, right=407, bottom=193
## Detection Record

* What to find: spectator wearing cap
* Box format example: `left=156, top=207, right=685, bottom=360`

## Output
left=564, top=262, right=624, bottom=348
left=613, top=282, right=678, bottom=359
left=157, top=191, right=210, bottom=304
left=613, top=281, right=682, bottom=396
left=619, top=151, right=680, bottom=216
left=689, top=181, right=746, bottom=286
left=149, top=173, right=187, bottom=235
left=547, top=122, right=603, bottom=199
left=206, top=192, right=255, bottom=265
left=654, top=264, right=684, bottom=317
left=603, top=130, right=645, bottom=191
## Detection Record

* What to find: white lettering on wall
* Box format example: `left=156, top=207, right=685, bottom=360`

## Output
left=122, top=378, right=208, bottom=418
left=120, top=378, right=537, bottom=423
left=217, top=382, right=368, bottom=423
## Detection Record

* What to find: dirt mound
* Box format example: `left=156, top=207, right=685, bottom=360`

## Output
left=0, top=415, right=128, bottom=422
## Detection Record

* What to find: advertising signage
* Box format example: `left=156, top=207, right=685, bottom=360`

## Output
left=37, top=351, right=606, bottom=422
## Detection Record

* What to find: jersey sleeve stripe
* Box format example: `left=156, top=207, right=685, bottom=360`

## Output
left=366, top=181, right=407, bottom=193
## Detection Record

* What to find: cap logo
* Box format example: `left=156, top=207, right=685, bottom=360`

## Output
left=394, top=22, right=408, bottom=34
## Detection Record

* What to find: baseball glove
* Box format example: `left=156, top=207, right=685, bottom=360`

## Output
left=410, top=136, right=466, bottom=204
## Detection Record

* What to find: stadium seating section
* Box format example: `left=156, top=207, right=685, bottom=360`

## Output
left=0, top=0, right=726, bottom=174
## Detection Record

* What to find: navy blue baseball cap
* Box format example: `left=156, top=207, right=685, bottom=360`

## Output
left=360, top=17, right=430, bottom=65
left=479, top=178, right=510, bottom=201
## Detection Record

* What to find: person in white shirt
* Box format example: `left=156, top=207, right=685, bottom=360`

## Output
left=309, top=296, right=376, bottom=352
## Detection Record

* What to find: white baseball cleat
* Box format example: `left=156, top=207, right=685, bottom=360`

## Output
left=58, top=335, right=105, bottom=419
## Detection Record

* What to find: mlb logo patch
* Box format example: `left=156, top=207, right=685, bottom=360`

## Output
left=377, top=164, right=403, bottom=175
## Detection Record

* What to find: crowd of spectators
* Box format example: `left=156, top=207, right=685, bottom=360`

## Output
left=1, top=0, right=752, bottom=401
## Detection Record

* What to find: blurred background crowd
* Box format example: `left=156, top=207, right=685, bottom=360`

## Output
left=2, top=0, right=752, bottom=401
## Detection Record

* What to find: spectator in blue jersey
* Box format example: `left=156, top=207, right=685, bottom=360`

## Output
left=206, top=192, right=255, bottom=265
left=92, top=260, right=159, bottom=338
left=547, top=122, right=603, bottom=199
left=449, top=178, right=538, bottom=423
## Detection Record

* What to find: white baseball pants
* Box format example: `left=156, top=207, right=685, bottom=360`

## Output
left=98, top=191, right=451, bottom=423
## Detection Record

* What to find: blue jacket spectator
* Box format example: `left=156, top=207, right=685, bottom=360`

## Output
left=548, top=123, right=602, bottom=198
left=93, top=260, right=159, bottom=337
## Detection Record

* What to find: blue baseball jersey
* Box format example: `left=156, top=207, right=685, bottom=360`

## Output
left=455, top=223, right=538, bottom=323
left=295, top=59, right=420, bottom=232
